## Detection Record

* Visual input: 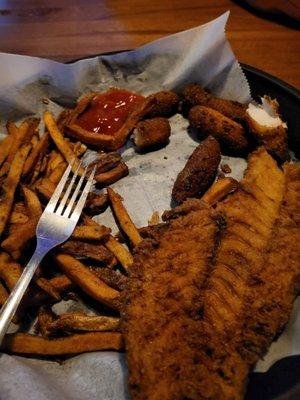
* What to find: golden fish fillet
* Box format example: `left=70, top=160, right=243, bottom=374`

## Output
left=122, top=201, right=220, bottom=400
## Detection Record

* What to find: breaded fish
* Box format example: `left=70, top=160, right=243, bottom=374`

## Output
left=193, top=147, right=286, bottom=399
left=122, top=200, right=220, bottom=400
left=123, top=147, right=300, bottom=400
left=237, top=163, right=300, bottom=364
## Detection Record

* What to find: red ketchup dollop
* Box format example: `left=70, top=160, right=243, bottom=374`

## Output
left=76, top=88, right=145, bottom=136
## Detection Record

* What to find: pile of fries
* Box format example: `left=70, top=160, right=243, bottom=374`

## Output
left=0, top=109, right=145, bottom=355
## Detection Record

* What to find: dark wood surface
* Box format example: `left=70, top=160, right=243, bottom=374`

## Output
left=0, top=0, right=299, bottom=88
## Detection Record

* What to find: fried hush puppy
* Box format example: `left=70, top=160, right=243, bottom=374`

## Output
left=182, top=83, right=246, bottom=121
left=188, top=105, right=248, bottom=153
left=246, top=96, right=289, bottom=162
left=172, top=136, right=221, bottom=204
left=146, top=91, right=180, bottom=118
left=133, top=118, right=171, bottom=151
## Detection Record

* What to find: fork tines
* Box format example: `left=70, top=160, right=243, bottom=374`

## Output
left=45, top=161, right=96, bottom=220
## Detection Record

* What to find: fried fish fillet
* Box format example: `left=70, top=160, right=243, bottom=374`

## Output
left=237, top=163, right=300, bottom=364
left=123, top=147, right=300, bottom=400
left=122, top=200, right=220, bottom=400
left=191, top=148, right=285, bottom=399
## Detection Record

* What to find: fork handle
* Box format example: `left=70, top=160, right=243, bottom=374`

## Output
left=0, top=246, right=48, bottom=345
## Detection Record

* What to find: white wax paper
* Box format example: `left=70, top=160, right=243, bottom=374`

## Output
left=0, top=12, right=298, bottom=399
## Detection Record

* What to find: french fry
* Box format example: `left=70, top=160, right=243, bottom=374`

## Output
left=45, top=150, right=64, bottom=176
left=201, top=177, right=239, bottom=206
left=2, top=217, right=110, bottom=259
left=107, top=187, right=142, bottom=247
left=90, top=266, right=128, bottom=291
left=0, top=281, right=8, bottom=306
left=72, top=225, right=111, bottom=241
left=35, top=178, right=56, bottom=200
left=95, top=162, right=128, bottom=186
left=23, top=132, right=49, bottom=178
left=60, top=240, right=114, bottom=264
left=43, top=111, right=85, bottom=175
left=35, top=278, right=61, bottom=302
left=1, top=331, right=123, bottom=355
left=37, top=306, right=55, bottom=337
left=47, top=313, right=120, bottom=334
left=1, top=216, right=39, bottom=259
left=0, top=131, right=14, bottom=168
left=84, top=216, right=133, bottom=271
left=55, top=253, right=120, bottom=311
left=105, top=236, right=133, bottom=272
left=0, top=252, right=22, bottom=290
left=72, top=141, right=87, bottom=157
left=48, top=161, right=67, bottom=184
left=22, top=186, right=42, bottom=216
left=0, top=144, right=31, bottom=238
left=20, top=275, right=74, bottom=311
left=6, top=118, right=39, bottom=164
left=9, top=211, right=29, bottom=224
left=12, top=201, right=27, bottom=215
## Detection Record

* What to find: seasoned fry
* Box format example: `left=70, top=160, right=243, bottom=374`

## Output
left=35, top=178, right=56, bottom=200
left=105, top=236, right=133, bottom=272
left=2, top=219, right=110, bottom=259
left=90, top=267, right=128, bottom=291
left=55, top=253, right=120, bottom=310
left=1, top=216, right=39, bottom=259
left=48, top=161, right=67, bottom=184
left=0, top=132, right=14, bottom=168
left=61, top=240, right=114, bottom=264
left=201, top=177, right=239, bottom=206
left=95, top=162, right=128, bottom=186
left=0, top=281, right=8, bottom=306
left=0, top=144, right=31, bottom=238
left=1, top=332, right=123, bottom=355
left=83, top=212, right=133, bottom=270
left=23, top=132, right=49, bottom=178
left=188, top=105, right=248, bottom=153
left=43, top=111, right=84, bottom=175
left=37, top=306, right=55, bottom=337
left=6, top=119, right=38, bottom=164
left=45, top=150, right=64, bottom=176
left=47, top=313, right=120, bottom=334
left=35, top=278, right=61, bottom=302
left=22, top=186, right=42, bottom=216
left=107, top=187, right=142, bottom=247
left=0, top=252, right=22, bottom=290
left=20, top=275, right=74, bottom=311
left=9, top=211, right=29, bottom=224
left=72, top=224, right=111, bottom=241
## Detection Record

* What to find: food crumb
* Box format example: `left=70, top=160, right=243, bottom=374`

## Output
left=148, top=211, right=160, bottom=226
left=220, top=164, right=232, bottom=174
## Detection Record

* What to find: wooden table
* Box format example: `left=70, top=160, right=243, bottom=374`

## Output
left=0, top=0, right=299, bottom=88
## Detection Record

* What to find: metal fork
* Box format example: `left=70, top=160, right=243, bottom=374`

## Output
left=0, top=161, right=96, bottom=344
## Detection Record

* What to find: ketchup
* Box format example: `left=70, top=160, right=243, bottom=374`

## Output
left=76, top=88, right=145, bottom=136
